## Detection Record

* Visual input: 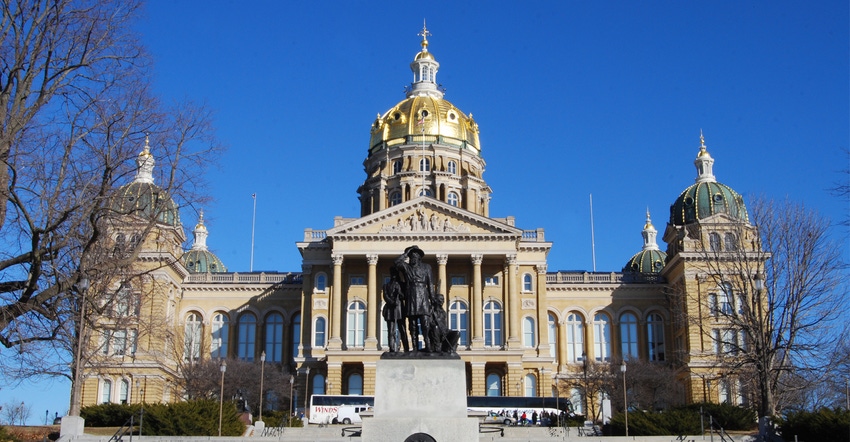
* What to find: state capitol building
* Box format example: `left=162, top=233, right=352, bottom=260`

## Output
left=80, top=26, right=761, bottom=417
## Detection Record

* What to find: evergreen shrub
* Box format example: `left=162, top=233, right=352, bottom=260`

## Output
left=779, top=408, right=850, bottom=442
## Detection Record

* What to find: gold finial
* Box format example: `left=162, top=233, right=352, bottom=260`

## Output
left=140, top=134, right=151, bottom=157
left=698, top=129, right=709, bottom=156
left=418, top=19, right=431, bottom=51
left=195, top=209, right=206, bottom=230
left=645, top=208, right=654, bottom=229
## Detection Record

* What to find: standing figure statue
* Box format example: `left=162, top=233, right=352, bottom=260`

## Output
left=394, top=245, right=436, bottom=352
left=382, top=266, right=409, bottom=353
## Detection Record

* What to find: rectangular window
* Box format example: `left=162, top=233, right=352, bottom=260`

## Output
left=113, top=330, right=127, bottom=356
left=450, top=275, right=466, bottom=285
left=484, top=276, right=499, bottom=286
left=349, top=275, right=365, bottom=286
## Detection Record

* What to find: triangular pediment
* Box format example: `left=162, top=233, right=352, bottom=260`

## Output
left=325, top=197, right=522, bottom=238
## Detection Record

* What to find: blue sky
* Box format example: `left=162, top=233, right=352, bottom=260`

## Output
left=3, top=0, right=848, bottom=424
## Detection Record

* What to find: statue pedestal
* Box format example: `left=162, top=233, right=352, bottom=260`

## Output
left=361, top=358, right=478, bottom=442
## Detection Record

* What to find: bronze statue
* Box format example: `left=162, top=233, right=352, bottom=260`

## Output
left=382, top=245, right=459, bottom=358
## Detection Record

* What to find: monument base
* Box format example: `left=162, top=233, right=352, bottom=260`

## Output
left=361, top=358, right=478, bottom=442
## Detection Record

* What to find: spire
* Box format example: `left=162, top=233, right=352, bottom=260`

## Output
left=641, top=209, right=660, bottom=251
left=134, top=135, right=156, bottom=184
left=191, top=210, right=209, bottom=251
left=407, top=20, right=443, bottom=99
left=694, top=130, right=716, bottom=183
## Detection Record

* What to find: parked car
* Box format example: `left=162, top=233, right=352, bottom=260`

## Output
left=481, top=411, right=514, bottom=426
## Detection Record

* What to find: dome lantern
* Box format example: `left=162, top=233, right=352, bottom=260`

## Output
left=694, top=131, right=715, bottom=183
left=135, top=135, right=156, bottom=184
left=407, top=21, right=443, bottom=99
left=182, top=210, right=227, bottom=273
left=623, top=211, right=667, bottom=274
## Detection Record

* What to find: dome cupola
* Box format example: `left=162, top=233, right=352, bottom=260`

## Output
left=112, top=136, right=181, bottom=226
left=182, top=210, right=227, bottom=273
left=358, top=22, right=492, bottom=217
left=623, top=210, right=667, bottom=273
left=669, top=133, right=749, bottom=226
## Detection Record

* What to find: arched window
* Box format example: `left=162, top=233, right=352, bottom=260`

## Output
left=312, top=373, right=326, bottom=395
left=315, top=273, right=327, bottom=292
left=620, top=312, right=638, bottom=360
left=522, top=317, right=536, bottom=347
left=291, top=313, right=301, bottom=361
left=211, top=312, right=229, bottom=359
left=390, top=192, right=402, bottom=206
left=709, top=232, right=722, bottom=251
left=237, top=313, right=257, bottom=361
left=447, top=192, right=459, bottom=207
left=101, top=379, right=112, bottom=404
left=483, top=301, right=502, bottom=347
left=593, top=313, right=611, bottom=362
left=548, top=313, right=558, bottom=359
left=724, top=233, right=738, bottom=251
left=566, top=312, right=584, bottom=363
left=449, top=301, right=468, bottom=346
left=647, top=313, right=665, bottom=361
left=314, top=316, right=326, bottom=348
left=346, top=301, right=366, bottom=347
left=447, top=160, right=457, bottom=175
left=119, top=379, right=129, bottom=404
left=523, top=274, right=533, bottom=292
left=392, top=160, right=402, bottom=175
left=486, top=373, right=502, bottom=396
left=265, top=313, right=284, bottom=363
left=419, top=157, right=430, bottom=172
left=418, top=187, right=432, bottom=197
left=184, top=312, right=202, bottom=363
left=347, top=373, right=363, bottom=395
left=524, top=373, right=536, bottom=397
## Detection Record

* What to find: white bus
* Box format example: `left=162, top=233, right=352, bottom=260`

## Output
left=308, top=394, right=374, bottom=425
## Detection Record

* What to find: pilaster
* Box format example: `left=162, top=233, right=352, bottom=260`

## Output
left=328, top=254, right=344, bottom=350
left=535, top=264, right=550, bottom=357
left=470, top=254, right=484, bottom=349
left=365, top=254, right=379, bottom=349
left=506, top=254, right=521, bottom=349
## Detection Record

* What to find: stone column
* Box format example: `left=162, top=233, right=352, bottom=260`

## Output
left=471, top=362, right=486, bottom=396
left=328, top=254, right=344, bottom=350
left=471, top=254, right=484, bottom=349
left=298, top=264, right=313, bottom=358
left=557, top=317, right=568, bottom=373
left=506, top=254, right=521, bottom=349
left=365, top=254, right=379, bottom=349
left=436, top=254, right=448, bottom=296
left=535, top=264, right=550, bottom=357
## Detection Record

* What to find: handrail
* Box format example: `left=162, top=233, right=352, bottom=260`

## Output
left=108, top=413, right=136, bottom=442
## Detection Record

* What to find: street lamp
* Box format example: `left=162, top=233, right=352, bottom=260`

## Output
left=218, top=360, right=227, bottom=436
left=620, top=361, right=628, bottom=437
left=135, top=380, right=145, bottom=437
left=303, top=367, right=311, bottom=420
left=69, top=277, right=89, bottom=417
left=258, top=351, right=266, bottom=422
left=516, top=380, right=521, bottom=397
left=288, top=375, right=295, bottom=427
left=582, top=352, right=589, bottom=418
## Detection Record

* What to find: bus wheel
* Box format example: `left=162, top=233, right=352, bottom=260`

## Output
left=332, top=418, right=338, bottom=424
left=342, top=418, right=351, bottom=425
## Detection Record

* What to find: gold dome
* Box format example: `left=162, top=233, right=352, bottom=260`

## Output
left=369, top=95, right=480, bottom=155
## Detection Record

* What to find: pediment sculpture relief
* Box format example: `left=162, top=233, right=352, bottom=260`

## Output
left=379, top=209, right=471, bottom=233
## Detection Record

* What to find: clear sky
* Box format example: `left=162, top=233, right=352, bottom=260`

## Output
left=3, top=0, right=848, bottom=425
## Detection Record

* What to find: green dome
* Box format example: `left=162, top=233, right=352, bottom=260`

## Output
left=182, top=249, right=227, bottom=273
left=623, top=249, right=667, bottom=273
left=669, top=181, right=748, bottom=226
left=112, top=181, right=181, bottom=227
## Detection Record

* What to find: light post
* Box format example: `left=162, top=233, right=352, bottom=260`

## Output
left=258, top=351, right=266, bottom=422
left=288, top=375, right=295, bottom=426
left=218, top=360, right=226, bottom=436
left=135, top=380, right=145, bottom=437
left=516, top=380, right=521, bottom=397
left=69, top=277, right=89, bottom=417
left=621, top=361, right=628, bottom=437
left=582, top=352, right=589, bottom=417
left=303, top=367, right=311, bottom=420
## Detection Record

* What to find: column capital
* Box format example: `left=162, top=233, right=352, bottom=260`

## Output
left=536, top=264, right=548, bottom=274
left=366, top=254, right=379, bottom=265
left=470, top=254, right=483, bottom=265
left=506, top=254, right=517, bottom=266
left=332, top=254, right=344, bottom=266
left=301, top=264, right=313, bottom=274
left=436, top=254, right=448, bottom=265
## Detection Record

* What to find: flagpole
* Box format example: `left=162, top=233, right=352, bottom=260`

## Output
left=250, top=193, right=257, bottom=272
left=590, top=194, right=597, bottom=272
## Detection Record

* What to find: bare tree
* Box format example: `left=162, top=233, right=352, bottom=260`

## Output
left=179, top=358, right=296, bottom=414
left=0, top=0, right=222, bottom=395
left=1, top=399, right=31, bottom=425
left=685, top=197, right=846, bottom=418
